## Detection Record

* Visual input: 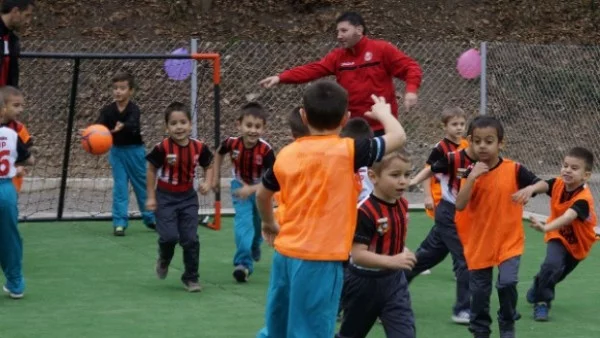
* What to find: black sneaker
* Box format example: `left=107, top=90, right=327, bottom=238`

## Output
left=233, top=265, right=249, bottom=283
left=113, top=226, right=125, bottom=236
left=146, top=223, right=156, bottom=231
left=156, top=259, right=169, bottom=280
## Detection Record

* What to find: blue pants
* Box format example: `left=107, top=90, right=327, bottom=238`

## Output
left=108, top=145, right=155, bottom=228
left=231, top=179, right=262, bottom=273
left=257, top=252, right=343, bottom=338
left=0, top=179, right=24, bottom=294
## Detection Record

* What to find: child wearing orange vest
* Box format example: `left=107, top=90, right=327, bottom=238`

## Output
left=1, top=86, right=31, bottom=193
left=255, top=80, right=407, bottom=338
left=456, top=116, right=541, bottom=338
left=513, top=147, right=597, bottom=322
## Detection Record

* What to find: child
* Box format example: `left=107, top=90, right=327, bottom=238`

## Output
left=1, top=86, right=31, bottom=193
left=0, top=93, right=34, bottom=299
left=456, top=116, right=541, bottom=338
left=411, top=107, right=468, bottom=218
left=340, top=117, right=374, bottom=203
left=337, top=150, right=417, bottom=338
left=255, top=80, right=407, bottom=338
left=405, top=113, right=475, bottom=324
left=514, top=147, right=596, bottom=321
left=288, top=106, right=310, bottom=139
left=213, top=102, right=275, bottom=282
left=94, top=72, right=155, bottom=236
left=145, top=102, right=214, bottom=292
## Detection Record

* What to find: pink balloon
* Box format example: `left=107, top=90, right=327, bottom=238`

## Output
left=457, top=49, right=481, bottom=79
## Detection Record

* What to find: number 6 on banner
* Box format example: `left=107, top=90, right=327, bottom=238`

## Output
left=0, top=150, right=10, bottom=176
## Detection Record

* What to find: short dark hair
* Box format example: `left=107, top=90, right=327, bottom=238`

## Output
left=567, top=147, right=594, bottom=171
left=112, top=71, right=135, bottom=90
left=1, top=85, right=23, bottom=100
left=1, top=0, right=34, bottom=14
left=336, top=11, right=367, bottom=35
left=441, top=107, right=467, bottom=125
left=238, top=102, right=267, bottom=123
left=469, top=115, right=504, bottom=142
left=288, top=106, right=309, bottom=139
left=302, top=80, right=348, bottom=130
left=340, top=117, right=373, bottom=139
left=164, top=101, right=191, bottom=123
left=371, top=148, right=411, bottom=174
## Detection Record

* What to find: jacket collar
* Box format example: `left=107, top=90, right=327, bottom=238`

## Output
left=347, top=36, right=368, bottom=55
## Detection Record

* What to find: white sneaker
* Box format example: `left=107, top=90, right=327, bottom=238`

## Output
left=451, top=310, right=470, bottom=324
left=420, top=269, right=432, bottom=275
left=3, top=285, right=24, bottom=299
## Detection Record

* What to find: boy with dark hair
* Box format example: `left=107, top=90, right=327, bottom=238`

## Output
left=1, top=86, right=31, bottom=192
left=255, top=80, right=407, bottom=338
left=94, top=71, right=155, bottom=236
left=456, top=116, right=542, bottom=338
left=341, top=117, right=374, bottom=203
left=213, top=102, right=275, bottom=282
left=513, top=147, right=597, bottom=321
left=288, top=106, right=309, bottom=139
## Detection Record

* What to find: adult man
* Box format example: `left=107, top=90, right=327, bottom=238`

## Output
left=0, top=0, right=35, bottom=87
left=259, top=11, right=422, bottom=135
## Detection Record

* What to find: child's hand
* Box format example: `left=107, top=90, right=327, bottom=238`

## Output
left=111, top=122, right=124, bottom=133
left=262, top=222, right=280, bottom=246
left=199, top=182, right=211, bottom=195
left=529, top=216, right=546, bottom=233
left=16, top=166, right=27, bottom=177
left=391, top=250, right=417, bottom=270
left=146, top=197, right=157, bottom=211
left=512, top=186, right=534, bottom=205
left=424, top=196, right=434, bottom=210
left=364, top=95, right=391, bottom=121
left=468, top=162, right=489, bottom=180
left=233, top=183, right=254, bottom=200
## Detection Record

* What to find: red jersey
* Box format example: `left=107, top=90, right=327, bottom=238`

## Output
left=278, top=37, right=422, bottom=131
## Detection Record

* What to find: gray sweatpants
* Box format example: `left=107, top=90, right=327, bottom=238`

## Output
left=529, top=239, right=580, bottom=305
left=155, top=188, right=200, bottom=283
left=469, top=256, right=521, bottom=337
left=405, top=199, right=470, bottom=314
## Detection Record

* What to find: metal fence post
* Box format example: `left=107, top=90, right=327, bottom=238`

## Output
left=480, top=41, right=488, bottom=115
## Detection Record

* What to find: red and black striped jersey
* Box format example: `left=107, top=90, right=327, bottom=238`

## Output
left=354, top=194, right=409, bottom=256
left=146, top=137, right=213, bottom=192
left=218, top=136, right=275, bottom=185
left=431, top=149, right=476, bottom=204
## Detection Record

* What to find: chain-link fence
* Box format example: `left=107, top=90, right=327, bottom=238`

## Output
left=16, top=39, right=600, bottom=220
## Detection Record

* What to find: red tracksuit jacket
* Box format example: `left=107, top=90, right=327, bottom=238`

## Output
left=279, top=37, right=422, bottom=131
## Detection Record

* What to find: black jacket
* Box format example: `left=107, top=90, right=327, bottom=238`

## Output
left=0, top=17, right=20, bottom=87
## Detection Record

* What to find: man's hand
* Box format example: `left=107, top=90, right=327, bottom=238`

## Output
left=404, top=92, right=418, bottom=112
left=259, top=76, right=280, bottom=88
left=111, top=122, right=124, bottom=133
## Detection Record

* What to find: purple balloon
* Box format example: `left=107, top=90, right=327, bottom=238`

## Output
left=456, top=48, right=481, bottom=79
left=164, top=47, right=192, bottom=81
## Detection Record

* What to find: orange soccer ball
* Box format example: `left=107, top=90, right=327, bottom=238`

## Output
left=81, top=124, right=113, bottom=155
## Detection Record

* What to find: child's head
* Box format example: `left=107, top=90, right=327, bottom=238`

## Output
left=164, top=102, right=192, bottom=143
left=111, top=72, right=135, bottom=103
left=301, top=80, right=349, bottom=132
left=441, top=107, right=466, bottom=140
left=468, top=116, right=504, bottom=163
left=340, top=117, right=374, bottom=139
left=562, top=147, right=594, bottom=187
left=369, top=149, right=412, bottom=201
left=1, top=86, right=24, bottom=122
left=288, top=106, right=310, bottom=139
left=237, top=102, right=266, bottom=145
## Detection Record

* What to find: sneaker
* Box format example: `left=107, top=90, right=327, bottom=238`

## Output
left=451, top=310, right=470, bottom=324
left=2, top=285, right=23, bottom=299
left=146, top=223, right=156, bottom=230
left=113, top=226, right=125, bottom=236
left=533, top=302, right=549, bottom=321
left=233, top=265, right=249, bottom=283
left=155, top=259, right=169, bottom=280
left=252, top=247, right=262, bottom=262
left=499, top=330, right=515, bottom=338
left=526, top=287, right=535, bottom=304
left=420, top=269, right=432, bottom=275
left=183, top=281, right=202, bottom=293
